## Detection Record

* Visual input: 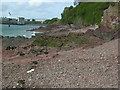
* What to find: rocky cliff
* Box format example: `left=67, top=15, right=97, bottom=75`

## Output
left=101, top=3, right=119, bottom=30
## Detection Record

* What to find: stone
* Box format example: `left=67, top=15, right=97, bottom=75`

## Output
left=6, top=46, right=17, bottom=50
left=27, top=69, right=35, bottom=73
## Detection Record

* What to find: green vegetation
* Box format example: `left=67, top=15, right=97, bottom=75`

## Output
left=34, top=37, right=47, bottom=46
left=33, top=33, right=92, bottom=49
left=25, top=21, right=43, bottom=25
left=66, top=33, right=91, bottom=47
left=26, top=18, right=59, bottom=25
left=34, top=36, right=61, bottom=47
left=60, top=2, right=116, bottom=26
left=32, top=19, right=35, bottom=22
left=47, top=39, right=60, bottom=47
left=43, top=18, right=59, bottom=24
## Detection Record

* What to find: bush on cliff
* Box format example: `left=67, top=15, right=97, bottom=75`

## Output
left=43, top=18, right=59, bottom=24
left=60, top=2, right=116, bottom=26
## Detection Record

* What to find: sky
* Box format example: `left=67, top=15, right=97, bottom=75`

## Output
left=1, top=0, right=74, bottom=19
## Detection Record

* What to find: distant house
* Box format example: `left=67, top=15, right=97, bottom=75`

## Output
left=0, top=17, right=17, bottom=24
left=25, top=19, right=31, bottom=22
left=17, top=17, right=25, bottom=25
left=10, top=18, right=18, bottom=24
left=35, top=19, right=46, bottom=23
left=0, top=17, right=26, bottom=25
left=0, top=17, right=9, bottom=24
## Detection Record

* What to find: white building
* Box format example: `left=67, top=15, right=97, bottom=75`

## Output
left=35, top=19, right=46, bottom=23
left=0, top=17, right=17, bottom=24
left=17, top=17, right=25, bottom=25
left=0, top=16, right=26, bottom=25
left=10, top=18, right=18, bottom=24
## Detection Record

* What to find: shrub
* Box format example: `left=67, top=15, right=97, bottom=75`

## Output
left=60, top=2, right=115, bottom=25
left=43, top=18, right=59, bottom=24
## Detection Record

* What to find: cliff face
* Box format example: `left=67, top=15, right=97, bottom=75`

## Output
left=101, top=4, right=118, bottom=29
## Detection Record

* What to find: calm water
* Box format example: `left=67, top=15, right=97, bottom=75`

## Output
left=0, top=24, right=42, bottom=38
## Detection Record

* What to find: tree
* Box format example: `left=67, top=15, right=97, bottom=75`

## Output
left=32, top=19, right=35, bottom=22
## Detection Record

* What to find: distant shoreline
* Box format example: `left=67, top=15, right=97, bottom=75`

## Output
left=25, top=24, right=48, bottom=27
left=0, top=23, right=47, bottom=26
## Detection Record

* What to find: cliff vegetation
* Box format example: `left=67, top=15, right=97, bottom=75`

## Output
left=60, top=2, right=116, bottom=27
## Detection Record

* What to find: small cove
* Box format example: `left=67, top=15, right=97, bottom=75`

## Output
left=0, top=24, right=43, bottom=38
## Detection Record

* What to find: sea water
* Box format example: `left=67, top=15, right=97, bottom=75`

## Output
left=0, top=24, right=43, bottom=38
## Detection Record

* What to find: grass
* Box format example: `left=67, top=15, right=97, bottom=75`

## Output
left=33, top=33, right=93, bottom=49
left=33, top=37, right=47, bottom=46
left=60, top=2, right=116, bottom=25
left=47, top=39, right=60, bottom=47
left=68, top=33, right=78, bottom=39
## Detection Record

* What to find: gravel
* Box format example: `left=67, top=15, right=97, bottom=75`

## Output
left=2, top=39, right=118, bottom=88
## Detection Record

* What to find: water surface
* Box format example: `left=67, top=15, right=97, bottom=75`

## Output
left=0, top=24, right=42, bottom=38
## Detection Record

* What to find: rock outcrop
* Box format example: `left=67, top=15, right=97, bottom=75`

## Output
left=101, top=4, right=119, bottom=29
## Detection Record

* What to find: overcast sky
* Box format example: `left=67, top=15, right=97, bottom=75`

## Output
left=1, top=0, right=74, bottom=19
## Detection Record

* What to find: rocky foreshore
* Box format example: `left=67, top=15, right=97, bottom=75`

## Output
left=2, top=23, right=119, bottom=88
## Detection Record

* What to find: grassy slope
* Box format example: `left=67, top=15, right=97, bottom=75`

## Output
left=33, top=33, right=93, bottom=49
left=60, top=2, right=116, bottom=26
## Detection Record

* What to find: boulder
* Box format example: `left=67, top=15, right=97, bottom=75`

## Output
left=85, top=27, right=119, bottom=40
left=93, top=29, right=119, bottom=40
left=6, top=46, right=17, bottom=50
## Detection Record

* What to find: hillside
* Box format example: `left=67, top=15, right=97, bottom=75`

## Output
left=60, top=2, right=117, bottom=28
